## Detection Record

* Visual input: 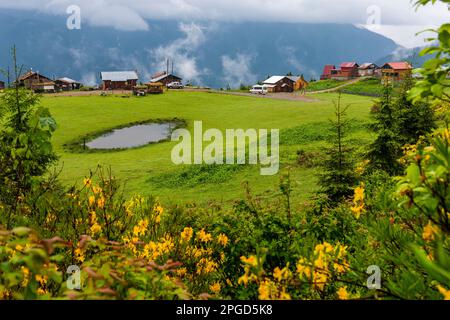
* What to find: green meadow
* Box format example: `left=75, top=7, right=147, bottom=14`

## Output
left=42, top=91, right=376, bottom=209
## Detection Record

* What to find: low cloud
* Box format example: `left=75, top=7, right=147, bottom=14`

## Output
left=150, top=22, right=207, bottom=83
left=221, top=53, right=257, bottom=88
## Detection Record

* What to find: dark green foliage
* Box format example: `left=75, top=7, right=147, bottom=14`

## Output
left=0, top=47, right=57, bottom=224
left=367, top=76, right=436, bottom=175
left=395, top=76, right=436, bottom=146
left=318, top=93, right=357, bottom=203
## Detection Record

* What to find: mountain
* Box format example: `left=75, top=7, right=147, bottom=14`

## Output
left=0, top=9, right=401, bottom=88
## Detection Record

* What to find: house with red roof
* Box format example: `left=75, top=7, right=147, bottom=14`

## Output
left=381, top=62, right=412, bottom=83
left=332, top=62, right=359, bottom=80
left=320, top=65, right=336, bottom=80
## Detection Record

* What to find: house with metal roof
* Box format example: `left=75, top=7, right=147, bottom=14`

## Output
left=149, top=72, right=182, bottom=86
left=358, top=63, right=381, bottom=77
left=263, top=76, right=295, bottom=93
left=55, top=77, right=82, bottom=91
left=100, top=71, right=139, bottom=90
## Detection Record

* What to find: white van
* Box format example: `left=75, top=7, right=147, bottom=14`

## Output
left=249, top=85, right=268, bottom=95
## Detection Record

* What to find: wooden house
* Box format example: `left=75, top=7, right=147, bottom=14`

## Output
left=381, top=62, right=412, bottom=83
left=150, top=72, right=182, bottom=86
left=287, top=75, right=309, bottom=91
left=358, top=63, right=381, bottom=77
left=18, top=70, right=54, bottom=91
left=263, top=76, right=295, bottom=93
left=100, top=71, right=138, bottom=90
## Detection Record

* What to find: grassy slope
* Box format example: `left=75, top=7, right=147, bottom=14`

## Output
left=42, top=91, right=375, bottom=208
left=307, top=79, right=347, bottom=92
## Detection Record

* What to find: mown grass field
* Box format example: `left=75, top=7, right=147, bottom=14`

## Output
left=42, top=91, right=376, bottom=209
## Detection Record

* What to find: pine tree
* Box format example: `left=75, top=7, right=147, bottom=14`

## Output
left=395, top=75, right=436, bottom=146
left=367, top=76, right=436, bottom=175
left=319, top=92, right=357, bottom=203
left=366, top=84, right=403, bottom=175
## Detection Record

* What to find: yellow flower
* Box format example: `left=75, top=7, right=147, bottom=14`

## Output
left=181, top=227, right=194, bottom=242
left=21, top=266, right=30, bottom=287
left=240, top=255, right=258, bottom=267
left=337, top=286, right=349, bottom=300
left=92, top=186, right=102, bottom=195
left=176, top=268, right=187, bottom=278
left=90, top=223, right=102, bottom=236
left=154, top=205, right=164, bottom=215
left=351, top=184, right=365, bottom=219
left=423, top=221, right=439, bottom=242
left=351, top=204, right=365, bottom=219
left=273, top=266, right=291, bottom=282
left=210, top=282, right=221, bottom=294
left=258, top=279, right=278, bottom=300
left=88, top=196, right=95, bottom=207
left=155, top=214, right=161, bottom=224
left=437, top=285, right=450, bottom=300
left=37, top=288, right=48, bottom=296
left=97, top=197, right=105, bottom=209
left=217, top=233, right=229, bottom=247
left=83, top=178, right=92, bottom=188
left=133, top=219, right=149, bottom=237
left=296, top=258, right=311, bottom=279
left=74, top=248, right=85, bottom=263
left=197, top=229, right=212, bottom=243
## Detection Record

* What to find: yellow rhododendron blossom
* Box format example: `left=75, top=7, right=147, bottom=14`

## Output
left=210, top=282, right=221, bottom=294
left=337, top=286, right=349, bottom=300
left=240, top=255, right=258, bottom=267
left=197, top=229, right=212, bottom=243
left=97, top=197, right=105, bottom=209
left=181, top=227, right=194, bottom=242
left=423, top=221, right=439, bottom=242
left=83, top=178, right=92, bottom=188
left=217, top=233, right=229, bottom=247
left=437, top=285, right=450, bottom=300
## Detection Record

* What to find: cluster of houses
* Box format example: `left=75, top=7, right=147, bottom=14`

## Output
left=320, top=61, right=413, bottom=82
left=0, top=68, right=184, bottom=94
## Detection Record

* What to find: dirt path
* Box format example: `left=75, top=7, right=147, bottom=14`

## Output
left=308, top=77, right=368, bottom=94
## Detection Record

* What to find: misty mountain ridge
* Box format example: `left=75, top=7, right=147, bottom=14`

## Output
left=0, top=9, right=419, bottom=88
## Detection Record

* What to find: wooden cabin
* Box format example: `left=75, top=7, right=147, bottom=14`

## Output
left=100, top=71, right=138, bottom=90
left=263, top=76, right=295, bottom=93
left=381, top=62, right=412, bottom=83
left=17, top=70, right=54, bottom=90
left=288, top=76, right=309, bottom=92
left=150, top=72, right=182, bottom=86
left=358, top=63, right=381, bottom=77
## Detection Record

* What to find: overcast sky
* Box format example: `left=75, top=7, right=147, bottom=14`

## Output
left=0, top=0, right=448, bottom=48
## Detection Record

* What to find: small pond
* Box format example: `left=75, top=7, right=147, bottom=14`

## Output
left=86, top=123, right=176, bottom=150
